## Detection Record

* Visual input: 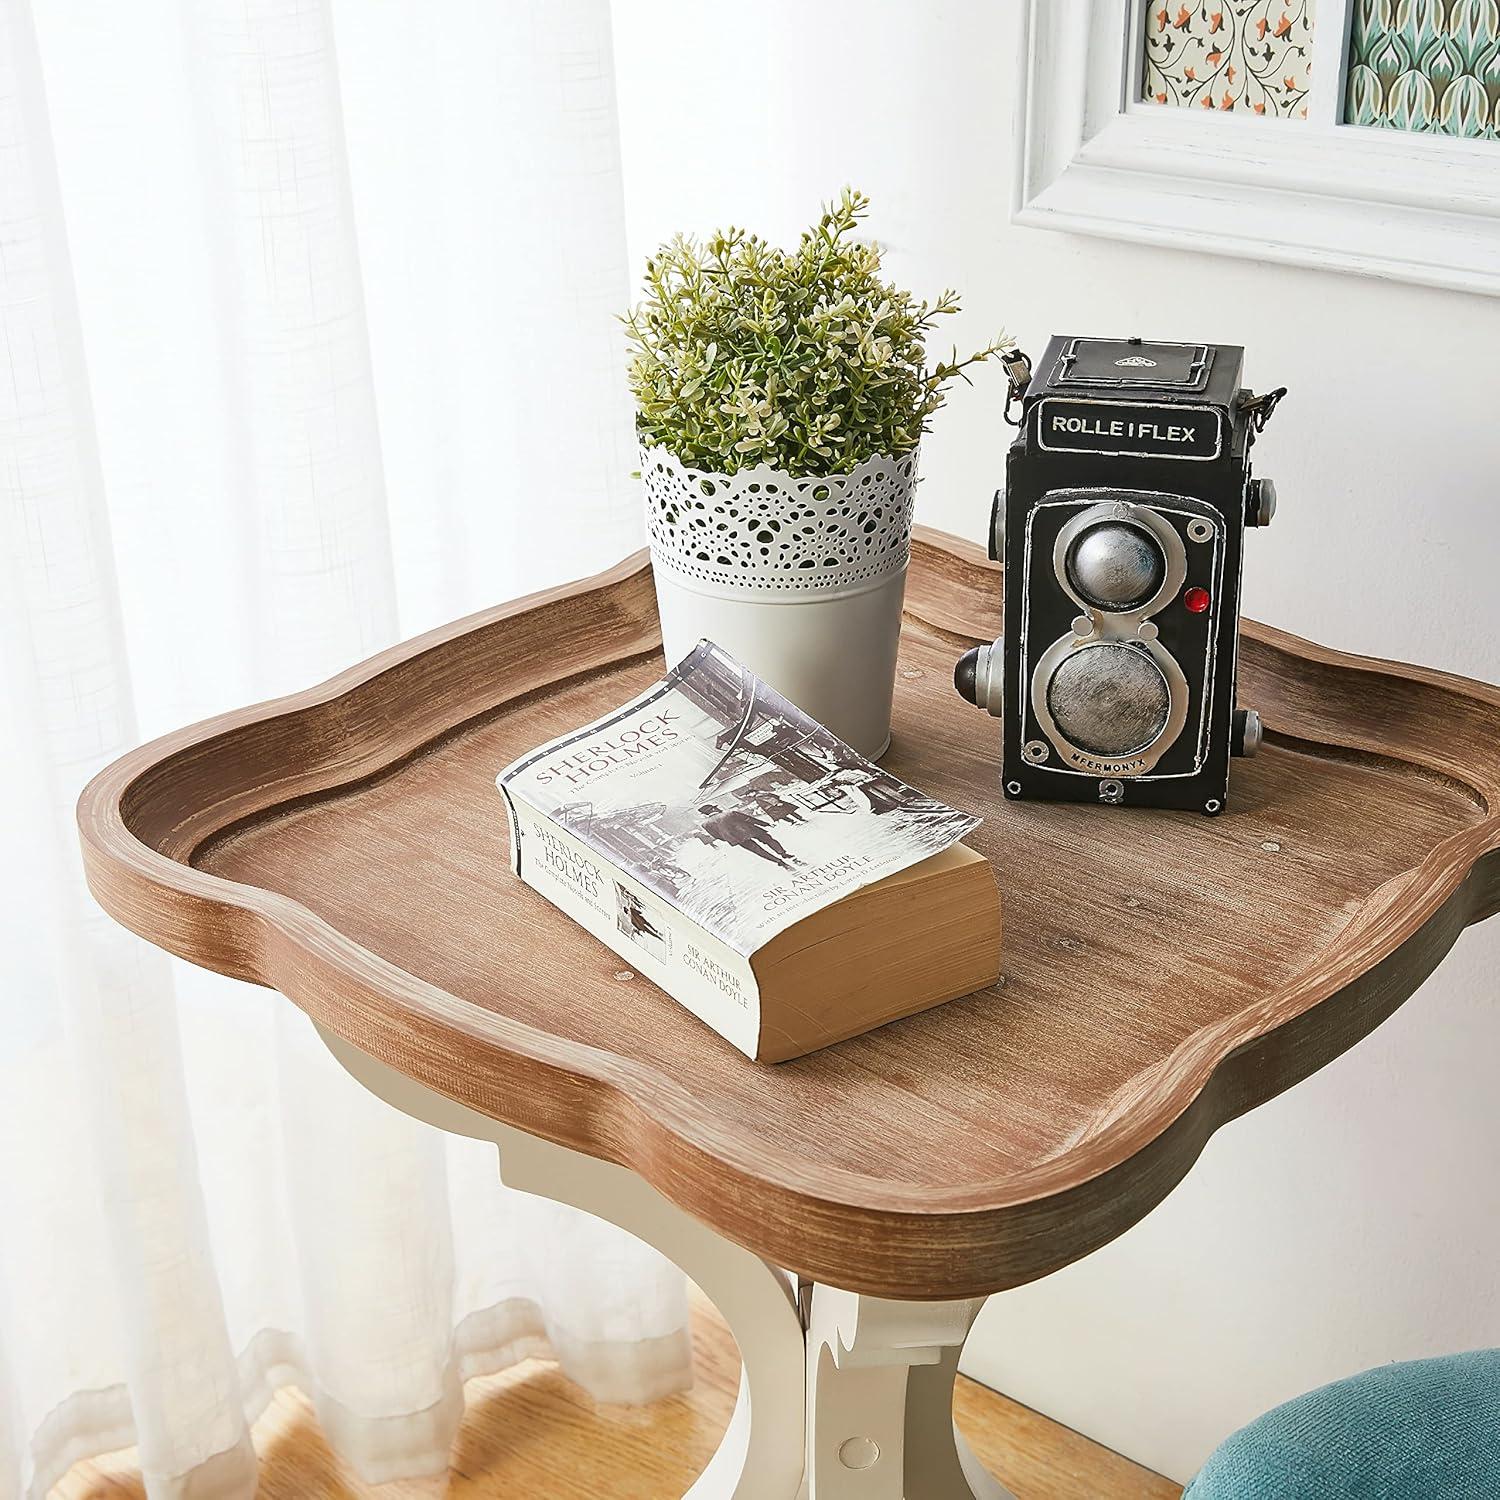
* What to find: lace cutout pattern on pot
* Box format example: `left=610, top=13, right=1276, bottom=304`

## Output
left=641, top=445, right=920, bottom=594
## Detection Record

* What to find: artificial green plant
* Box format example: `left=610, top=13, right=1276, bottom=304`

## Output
left=624, top=188, right=1010, bottom=477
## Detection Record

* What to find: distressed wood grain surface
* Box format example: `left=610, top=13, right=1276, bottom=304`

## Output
left=78, top=530, right=1500, bottom=1299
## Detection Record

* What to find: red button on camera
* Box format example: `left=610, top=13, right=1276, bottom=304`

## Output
left=1183, top=586, right=1211, bottom=614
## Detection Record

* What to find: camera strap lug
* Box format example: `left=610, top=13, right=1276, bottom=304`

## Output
left=1240, top=385, right=1287, bottom=433
left=1001, top=346, right=1033, bottom=427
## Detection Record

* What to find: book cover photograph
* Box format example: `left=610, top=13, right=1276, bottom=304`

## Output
left=499, top=641, right=978, bottom=954
left=496, top=642, right=1001, bottom=1061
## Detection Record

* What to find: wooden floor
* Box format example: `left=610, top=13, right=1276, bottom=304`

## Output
left=55, top=1295, right=1180, bottom=1500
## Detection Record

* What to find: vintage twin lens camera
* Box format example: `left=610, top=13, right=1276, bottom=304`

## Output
left=956, top=335, right=1284, bottom=815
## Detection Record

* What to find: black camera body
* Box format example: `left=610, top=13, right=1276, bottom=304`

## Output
left=958, top=335, right=1282, bottom=815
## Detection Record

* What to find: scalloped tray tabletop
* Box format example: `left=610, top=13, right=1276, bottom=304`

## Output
left=79, top=531, right=1500, bottom=1299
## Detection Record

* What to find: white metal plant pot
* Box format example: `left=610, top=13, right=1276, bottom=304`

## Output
left=642, top=444, right=920, bottom=759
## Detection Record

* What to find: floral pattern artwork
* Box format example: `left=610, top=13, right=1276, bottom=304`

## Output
left=1142, top=2, right=1316, bottom=117
left=1345, top=0, right=1500, bottom=138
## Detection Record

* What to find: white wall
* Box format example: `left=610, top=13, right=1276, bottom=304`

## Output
left=612, top=0, right=1500, bottom=1483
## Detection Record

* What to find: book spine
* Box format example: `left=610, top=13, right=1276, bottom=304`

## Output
left=503, top=792, right=763, bottom=1060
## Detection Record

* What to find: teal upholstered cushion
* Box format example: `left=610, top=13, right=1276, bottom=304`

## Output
left=1186, top=1350, right=1500, bottom=1499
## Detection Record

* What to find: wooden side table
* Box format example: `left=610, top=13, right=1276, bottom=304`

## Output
left=78, top=531, right=1500, bottom=1499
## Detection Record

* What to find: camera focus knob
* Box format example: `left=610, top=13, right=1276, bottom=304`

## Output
left=1247, top=477, right=1277, bottom=528
left=1232, top=707, right=1263, bottom=757
left=989, top=487, right=1006, bottom=563
left=955, top=638, right=1003, bottom=717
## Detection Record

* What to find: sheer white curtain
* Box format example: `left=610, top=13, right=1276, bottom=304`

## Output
left=0, top=2, right=682, bottom=1497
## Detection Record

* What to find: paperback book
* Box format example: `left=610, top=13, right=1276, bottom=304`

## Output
left=496, top=642, right=1001, bottom=1061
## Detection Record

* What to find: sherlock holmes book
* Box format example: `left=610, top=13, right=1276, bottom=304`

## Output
left=496, top=642, right=1001, bottom=1063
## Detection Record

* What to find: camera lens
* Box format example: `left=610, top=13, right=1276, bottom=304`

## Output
left=1045, top=643, right=1171, bottom=758
left=1065, top=521, right=1166, bottom=612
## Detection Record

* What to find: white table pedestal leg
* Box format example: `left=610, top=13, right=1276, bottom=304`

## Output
left=317, top=1030, right=1014, bottom=1500
left=317, top=1028, right=805, bottom=1498
left=802, top=1288, right=1014, bottom=1500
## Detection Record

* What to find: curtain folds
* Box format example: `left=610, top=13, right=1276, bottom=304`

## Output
left=0, top=2, right=671, bottom=1497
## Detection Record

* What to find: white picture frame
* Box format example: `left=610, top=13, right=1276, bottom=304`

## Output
left=1013, top=0, right=1500, bottom=298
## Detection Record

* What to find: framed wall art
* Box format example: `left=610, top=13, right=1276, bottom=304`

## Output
left=1014, top=1, right=1500, bottom=296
